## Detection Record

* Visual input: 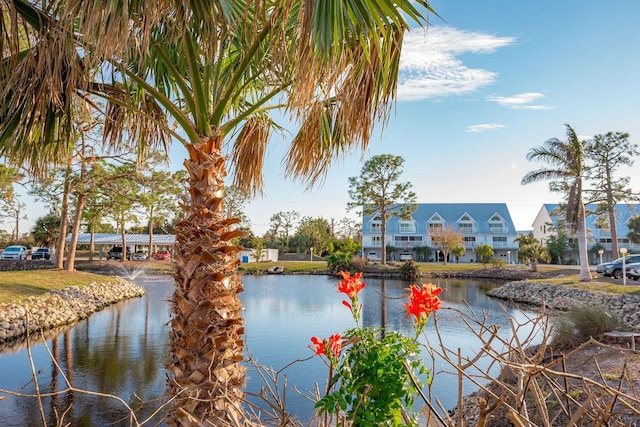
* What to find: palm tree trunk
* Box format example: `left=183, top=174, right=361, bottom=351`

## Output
left=577, top=203, right=592, bottom=282
left=167, top=137, right=246, bottom=425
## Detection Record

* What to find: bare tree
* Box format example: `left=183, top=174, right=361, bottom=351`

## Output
left=429, top=225, right=463, bottom=264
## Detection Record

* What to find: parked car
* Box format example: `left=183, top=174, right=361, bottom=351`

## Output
left=366, top=251, right=380, bottom=262
left=31, top=248, right=52, bottom=260
left=626, top=262, right=640, bottom=281
left=131, top=251, right=147, bottom=261
left=399, top=252, right=413, bottom=261
left=154, top=250, right=171, bottom=261
left=0, top=245, right=28, bottom=260
left=596, top=254, right=640, bottom=278
left=107, top=246, right=131, bottom=260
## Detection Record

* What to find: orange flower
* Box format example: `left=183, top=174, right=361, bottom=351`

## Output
left=337, top=271, right=366, bottom=299
left=311, top=336, right=326, bottom=356
left=404, top=284, right=442, bottom=333
left=337, top=271, right=366, bottom=323
left=311, top=334, right=342, bottom=359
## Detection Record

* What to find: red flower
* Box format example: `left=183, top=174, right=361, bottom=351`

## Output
left=327, top=333, right=342, bottom=358
left=311, top=336, right=326, bottom=356
left=404, top=283, right=442, bottom=323
left=311, top=334, right=342, bottom=359
left=337, top=271, right=366, bottom=323
left=337, top=271, right=366, bottom=299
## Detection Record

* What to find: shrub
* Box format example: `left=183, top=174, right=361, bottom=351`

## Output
left=489, top=258, right=506, bottom=269
left=568, top=305, right=623, bottom=338
left=551, top=305, right=623, bottom=351
left=350, top=255, right=367, bottom=271
left=326, top=251, right=352, bottom=273
left=312, top=272, right=442, bottom=426
left=399, top=260, right=421, bottom=282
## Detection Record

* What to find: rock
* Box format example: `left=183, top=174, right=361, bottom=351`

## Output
left=0, top=277, right=145, bottom=343
left=486, top=281, right=640, bottom=330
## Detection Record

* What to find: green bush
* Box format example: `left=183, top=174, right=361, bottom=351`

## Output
left=551, top=305, right=623, bottom=351
left=326, top=251, right=353, bottom=273
left=399, top=260, right=421, bottom=282
left=489, top=258, right=506, bottom=269
left=568, top=305, right=623, bottom=338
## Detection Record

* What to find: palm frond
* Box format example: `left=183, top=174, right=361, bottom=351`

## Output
left=230, top=115, right=271, bottom=197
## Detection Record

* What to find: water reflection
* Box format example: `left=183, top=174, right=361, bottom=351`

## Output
left=0, top=274, right=536, bottom=426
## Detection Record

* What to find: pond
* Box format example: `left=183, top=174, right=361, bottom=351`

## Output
left=0, top=273, right=537, bottom=426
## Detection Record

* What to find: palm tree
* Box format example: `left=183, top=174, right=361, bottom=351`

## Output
left=514, top=233, right=549, bottom=272
left=1, top=0, right=435, bottom=423
left=522, top=124, right=592, bottom=282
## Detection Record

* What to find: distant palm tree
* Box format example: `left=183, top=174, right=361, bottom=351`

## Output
left=522, top=124, right=592, bottom=282
left=515, top=233, right=549, bottom=272
left=1, top=0, right=435, bottom=423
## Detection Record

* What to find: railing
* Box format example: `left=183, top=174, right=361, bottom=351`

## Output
left=489, top=226, right=509, bottom=234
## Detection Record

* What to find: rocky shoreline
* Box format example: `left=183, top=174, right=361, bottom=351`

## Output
left=487, top=280, right=640, bottom=329
left=0, top=277, right=145, bottom=343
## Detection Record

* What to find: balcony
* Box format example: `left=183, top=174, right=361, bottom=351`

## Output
left=489, top=226, right=509, bottom=234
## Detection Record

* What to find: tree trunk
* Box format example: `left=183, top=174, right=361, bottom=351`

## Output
left=88, top=228, right=95, bottom=262
left=577, top=203, right=592, bottom=282
left=607, top=203, right=618, bottom=256
left=65, top=193, right=86, bottom=271
left=166, top=138, right=246, bottom=425
left=381, top=213, right=387, bottom=265
left=148, top=205, right=154, bottom=260
left=121, top=228, right=127, bottom=262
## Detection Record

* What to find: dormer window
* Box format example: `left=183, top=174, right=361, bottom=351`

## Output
left=370, top=215, right=382, bottom=233
left=457, top=213, right=476, bottom=234
left=399, top=219, right=416, bottom=233
left=488, top=213, right=507, bottom=234
left=428, top=213, right=445, bottom=233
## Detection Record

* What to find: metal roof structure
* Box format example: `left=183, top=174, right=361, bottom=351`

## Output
left=66, top=233, right=176, bottom=246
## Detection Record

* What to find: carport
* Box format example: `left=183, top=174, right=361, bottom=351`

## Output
left=66, top=233, right=176, bottom=260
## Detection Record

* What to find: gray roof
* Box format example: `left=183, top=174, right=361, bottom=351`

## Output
left=66, top=233, right=175, bottom=245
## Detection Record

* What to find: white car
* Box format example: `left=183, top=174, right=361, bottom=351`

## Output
left=366, top=251, right=380, bottom=261
left=1, top=245, right=28, bottom=260
left=131, top=251, right=147, bottom=261
left=399, top=252, right=413, bottom=261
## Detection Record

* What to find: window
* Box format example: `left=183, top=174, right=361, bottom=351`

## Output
left=370, top=222, right=381, bottom=232
left=429, top=223, right=443, bottom=233
left=464, top=236, right=476, bottom=247
left=399, top=220, right=416, bottom=233
left=394, top=235, right=423, bottom=245
left=371, top=236, right=381, bottom=246
left=458, top=223, right=474, bottom=234
left=492, top=236, right=507, bottom=247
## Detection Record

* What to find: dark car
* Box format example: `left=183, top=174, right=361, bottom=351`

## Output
left=107, top=246, right=131, bottom=260
left=596, top=254, right=640, bottom=278
left=31, top=248, right=52, bottom=260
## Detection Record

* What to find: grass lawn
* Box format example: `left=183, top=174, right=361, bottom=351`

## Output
left=0, top=270, right=117, bottom=304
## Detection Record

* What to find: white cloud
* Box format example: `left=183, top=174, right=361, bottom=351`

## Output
left=397, top=26, right=516, bottom=101
left=487, top=92, right=557, bottom=110
left=466, top=123, right=505, bottom=133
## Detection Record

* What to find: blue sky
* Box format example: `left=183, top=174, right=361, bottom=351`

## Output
left=207, top=0, right=640, bottom=235
left=7, top=1, right=640, bottom=237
